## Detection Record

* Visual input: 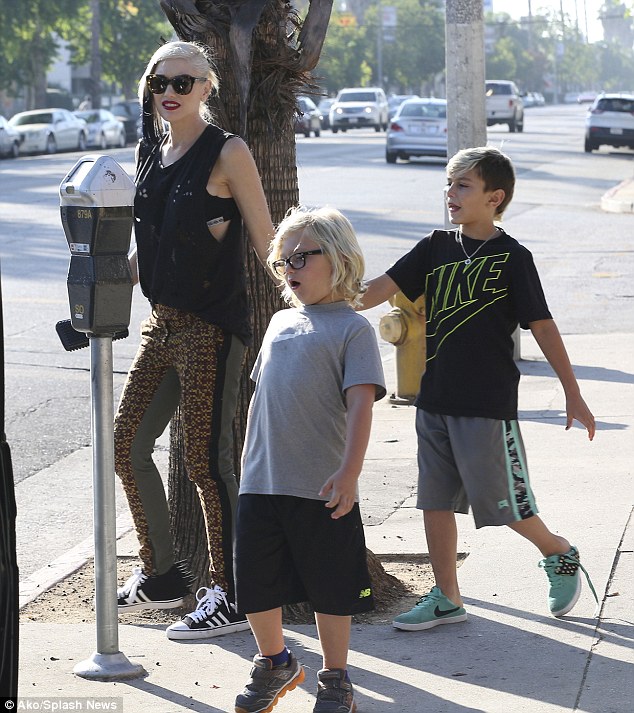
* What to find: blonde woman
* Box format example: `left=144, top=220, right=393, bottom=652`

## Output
left=114, top=40, right=274, bottom=641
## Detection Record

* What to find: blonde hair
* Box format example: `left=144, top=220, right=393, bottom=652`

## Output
left=269, top=206, right=367, bottom=308
left=447, top=146, right=515, bottom=218
left=138, top=41, right=219, bottom=137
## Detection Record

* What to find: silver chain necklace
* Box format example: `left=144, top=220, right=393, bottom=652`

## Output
left=456, top=228, right=500, bottom=265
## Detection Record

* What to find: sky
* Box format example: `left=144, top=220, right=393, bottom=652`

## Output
left=490, top=1, right=605, bottom=43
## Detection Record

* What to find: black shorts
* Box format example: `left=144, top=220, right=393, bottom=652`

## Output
left=234, top=494, right=374, bottom=616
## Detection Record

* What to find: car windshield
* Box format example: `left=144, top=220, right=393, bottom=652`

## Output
left=338, top=92, right=377, bottom=103
left=400, top=103, right=446, bottom=119
left=596, top=97, right=634, bottom=112
left=486, top=83, right=512, bottom=96
left=11, top=112, right=53, bottom=125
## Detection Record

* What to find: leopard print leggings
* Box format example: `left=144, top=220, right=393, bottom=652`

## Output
left=114, top=304, right=245, bottom=597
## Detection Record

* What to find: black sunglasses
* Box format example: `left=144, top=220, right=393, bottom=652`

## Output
left=272, top=249, right=323, bottom=276
left=146, top=74, right=207, bottom=96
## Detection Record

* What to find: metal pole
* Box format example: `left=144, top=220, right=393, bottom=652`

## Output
left=73, top=336, right=145, bottom=681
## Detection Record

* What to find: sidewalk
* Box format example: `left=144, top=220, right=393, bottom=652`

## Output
left=17, top=331, right=634, bottom=712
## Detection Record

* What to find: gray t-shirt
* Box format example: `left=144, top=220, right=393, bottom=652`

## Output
left=240, top=301, right=386, bottom=500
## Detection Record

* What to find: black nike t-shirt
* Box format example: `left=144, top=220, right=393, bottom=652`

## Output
left=387, top=229, right=551, bottom=420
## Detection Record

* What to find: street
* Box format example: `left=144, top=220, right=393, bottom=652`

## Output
left=1, top=102, right=633, bottom=577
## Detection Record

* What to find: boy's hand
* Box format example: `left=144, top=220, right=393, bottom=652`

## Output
left=319, top=470, right=357, bottom=519
left=566, top=392, right=596, bottom=441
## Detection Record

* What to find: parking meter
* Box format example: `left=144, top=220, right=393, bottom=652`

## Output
left=58, top=156, right=144, bottom=682
left=60, top=155, right=134, bottom=335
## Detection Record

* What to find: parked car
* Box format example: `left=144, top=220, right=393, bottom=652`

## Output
left=330, top=87, right=389, bottom=133
left=295, top=96, right=321, bottom=137
left=584, top=93, right=634, bottom=152
left=8, top=108, right=87, bottom=154
left=485, top=80, right=524, bottom=132
left=73, top=109, right=127, bottom=149
left=317, top=98, right=335, bottom=130
left=0, top=115, right=21, bottom=158
left=388, top=94, right=418, bottom=121
left=111, top=100, right=141, bottom=143
left=385, top=97, right=447, bottom=164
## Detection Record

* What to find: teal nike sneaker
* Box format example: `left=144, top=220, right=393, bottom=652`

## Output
left=392, top=586, right=467, bottom=631
left=539, top=546, right=598, bottom=618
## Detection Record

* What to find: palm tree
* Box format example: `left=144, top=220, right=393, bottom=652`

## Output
left=161, top=0, right=406, bottom=617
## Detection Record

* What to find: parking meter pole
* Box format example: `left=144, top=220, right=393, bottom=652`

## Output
left=60, top=155, right=144, bottom=681
left=73, top=336, right=145, bottom=681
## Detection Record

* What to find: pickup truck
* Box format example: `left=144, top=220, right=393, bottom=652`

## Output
left=486, top=80, right=524, bottom=133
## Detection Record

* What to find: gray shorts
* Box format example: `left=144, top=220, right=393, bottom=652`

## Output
left=415, top=409, right=539, bottom=528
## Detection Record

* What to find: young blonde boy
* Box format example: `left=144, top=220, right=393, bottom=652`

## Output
left=234, top=207, right=385, bottom=713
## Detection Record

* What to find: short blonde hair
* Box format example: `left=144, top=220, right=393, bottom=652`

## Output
left=447, top=146, right=515, bottom=218
left=269, top=206, right=367, bottom=308
left=138, top=41, right=219, bottom=138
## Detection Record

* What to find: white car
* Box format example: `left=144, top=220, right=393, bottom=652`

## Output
left=0, top=115, right=21, bottom=158
left=9, top=108, right=87, bottom=155
left=485, top=80, right=524, bottom=133
left=584, top=93, right=634, bottom=152
left=73, top=109, right=127, bottom=149
left=330, top=87, right=389, bottom=133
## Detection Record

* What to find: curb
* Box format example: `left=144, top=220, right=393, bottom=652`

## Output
left=601, top=177, right=634, bottom=213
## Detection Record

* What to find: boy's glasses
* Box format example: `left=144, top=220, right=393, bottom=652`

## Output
left=272, top=249, right=323, bottom=276
left=146, top=74, right=207, bottom=96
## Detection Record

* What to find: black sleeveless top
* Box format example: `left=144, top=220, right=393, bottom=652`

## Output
left=134, top=124, right=251, bottom=345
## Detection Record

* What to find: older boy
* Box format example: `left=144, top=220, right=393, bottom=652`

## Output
left=361, top=146, right=596, bottom=630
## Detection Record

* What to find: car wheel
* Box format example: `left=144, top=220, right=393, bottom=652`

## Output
left=516, top=115, right=524, bottom=133
left=386, top=150, right=397, bottom=164
left=78, top=132, right=87, bottom=151
left=584, top=137, right=595, bottom=153
left=332, top=127, right=338, bottom=134
left=10, top=141, right=19, bottom=159
left=46, top=134, right=57, bottom=154
left=303, top=129, right=310, bottom=137
left=508, top=116, right=517, bottom=133
left=314, top=127, right=320, bottom=137
left=375, top=124, right=381, bottom=132
left=118, top=130, right=126, bottom=148
left=99, top=132, right=107, bottom=150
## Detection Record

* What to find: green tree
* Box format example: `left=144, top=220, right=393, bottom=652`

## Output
left=62, top=0, right=173, bottom=98
left=314, top=12, right=370, bottom=93
left=486, top=37, right=518, bottom=80
left=0, top=0, right=82, bottom=108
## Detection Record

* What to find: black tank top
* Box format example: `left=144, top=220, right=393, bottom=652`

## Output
left=134, top=124, right=251, bottom=344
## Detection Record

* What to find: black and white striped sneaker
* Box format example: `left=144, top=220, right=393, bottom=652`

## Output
left=117, top=563, right=192, bottom=612
left=165, top=584, right=250, bottom=640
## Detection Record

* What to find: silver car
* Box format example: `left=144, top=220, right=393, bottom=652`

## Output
left=73, top=109, right=127, bottom=149
left=9, top=108, right=87, bottom=155
left=386, top=98, right=447, bottom=163
left=584, top=93, right=634, bottom=152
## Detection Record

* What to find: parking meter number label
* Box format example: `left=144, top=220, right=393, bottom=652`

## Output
left=76, top=208, right=93, bottom=219
left=74, top=304, right=85, bottom=320
left=70, top=242, right=90, bottom=253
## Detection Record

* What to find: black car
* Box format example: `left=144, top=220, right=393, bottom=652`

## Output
left=111, top=100, right=141, bottom=144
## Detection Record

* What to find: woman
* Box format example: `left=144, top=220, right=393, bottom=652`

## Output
left=114, top=40, right=274, bottom=642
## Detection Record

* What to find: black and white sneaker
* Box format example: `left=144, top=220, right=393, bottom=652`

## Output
left=117, top=563, right=192, bottom=612
left=165, top=584, right=250, bottom=640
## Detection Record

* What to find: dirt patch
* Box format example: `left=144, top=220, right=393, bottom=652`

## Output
left=20, top=554, right=458, bottom=626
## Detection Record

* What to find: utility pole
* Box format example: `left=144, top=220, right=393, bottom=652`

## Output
left=444, top=0, right=487, bottom=160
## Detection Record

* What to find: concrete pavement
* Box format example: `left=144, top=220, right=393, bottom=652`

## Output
left=13, top=178, right=634, bottom=711
left=16, top=328, right=634, bottom=712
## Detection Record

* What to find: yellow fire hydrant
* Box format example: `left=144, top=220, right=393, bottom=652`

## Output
left=379, top=291, right=426, bottom=405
